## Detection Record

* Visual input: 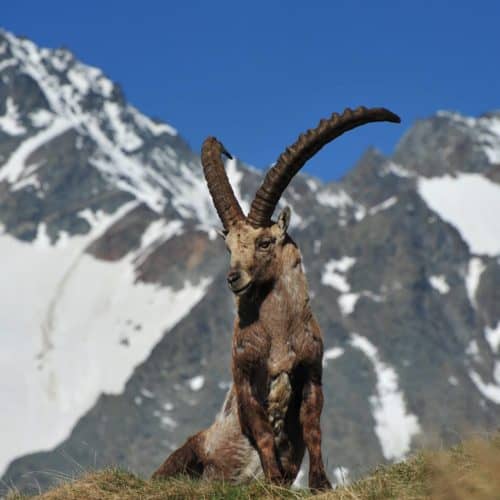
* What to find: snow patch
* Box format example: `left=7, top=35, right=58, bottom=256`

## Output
left=485, top=322, right=500, bottom=354
left=67, top=66, right=90, bottom=94
left=104, top=101, right=143, bottom=152
left=339, top=291, right=385, bottom=316
left=306, top=178, right=320, bottom=192
left=49, top=49, right=72, bottom=72
left=368, top=196, right=398, bottom=216
left=292, top=467, right=306, bottom=488
left=0, top=116, right=72, bottom=183
left=418, top=173, right=500, bottom=256
left=29, top=108, right=53, bottom=128
left=321, top=257, right=356, bottom=293
left=140, top=219, right=183, bottom=248
left=438, top=111, right=500, bottom=164
left=0, top=58, right=17, bottom=72
left=129, top=106, right=177, bottom=137
left=333, top=466, right=350, bottom=486
left=77, top=208, right=108, bottom=230
left=160, top=415, right=178, bottom=429
left=321, top=258, right=386, bottom=315
left=188, top=375, right=205, bottom=391
left=338, top=293, right=360, bottom=315
left=169, top=160, right=216, bottom=226
left=429, top=275, right=450, bottom=294
left=66, top=62, right=113, bottom=99
left=209, top=228, right=218, bottom=240
left=226, top=157, right=250, bottom=214
left=140, top=388, right=155, bottom=399
left=350, top=333, right=421, bottom=461
left=134, top=219, right=184, bottom=266
left=0, top=97, right=26, bottom=135
left=465, top=340, right=482, bottom=363
left=354, top=205, right=367, bottom=221
left=33, top=222, right=52, bottom=249
left=323, top=347, right=344, bottom=367
left=482, top=117, right=500, bottom=163
left=317, top=188, right=353, bottom=209
left=437, top=110, right=476, bottom=127
left=88, top=136, right=167, bottom=213
left=465, top=257, right=486, bottom=308
left=381, top=161, right=415, bottom=178
left=469, top=367, right=500, bottom=404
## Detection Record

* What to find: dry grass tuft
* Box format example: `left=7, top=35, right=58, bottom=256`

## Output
left=6, top=433, right=500, bottom=499
left=427, top=433, right=500, bottom=500
left=6, top=470, right=310, bottom=500
left=326, top=432, right=500, bottom=500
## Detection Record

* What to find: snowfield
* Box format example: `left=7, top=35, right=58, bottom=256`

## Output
left=0, top=29, right=227, bottom=476
left=350, top=333, right=421, bottom=461
left=0, top=210, right=212, bottom=475
left=418, top=173, right=500, bottom=256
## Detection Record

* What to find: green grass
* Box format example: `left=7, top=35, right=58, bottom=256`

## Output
left=7, top=433, right=500, bottom=499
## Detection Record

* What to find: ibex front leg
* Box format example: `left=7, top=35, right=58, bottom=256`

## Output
left=300, top=375, right=332, bottom=490
left=233, top=369, right=283, bottom=483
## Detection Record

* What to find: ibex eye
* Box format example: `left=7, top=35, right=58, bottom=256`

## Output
left=258, top=239, right=272, bottom=250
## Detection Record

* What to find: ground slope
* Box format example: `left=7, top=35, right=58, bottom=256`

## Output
left=7, top=434, right=500, bottom=499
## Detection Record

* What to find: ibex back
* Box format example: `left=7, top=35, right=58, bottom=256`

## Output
left=153, top=106, right=400, bottom=489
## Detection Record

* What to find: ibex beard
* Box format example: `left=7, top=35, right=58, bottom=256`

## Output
left=152, top=107, right=400, bottom=489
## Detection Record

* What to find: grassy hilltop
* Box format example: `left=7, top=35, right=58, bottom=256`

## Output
left=7, top=434, right=500, bottom=500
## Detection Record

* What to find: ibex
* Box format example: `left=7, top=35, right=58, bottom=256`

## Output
left=153, top=107, right=400, bottom=489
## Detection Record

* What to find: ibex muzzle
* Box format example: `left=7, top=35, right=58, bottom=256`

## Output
left=226, top=268, right=250, bottom=295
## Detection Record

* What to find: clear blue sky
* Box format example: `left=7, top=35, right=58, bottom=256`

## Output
left=3, top=1, right=499, bottom=181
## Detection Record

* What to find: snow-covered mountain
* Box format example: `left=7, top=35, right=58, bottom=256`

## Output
left=0, top=28, right=214, bottom=476
left=1, top=29, right=500, bottom=493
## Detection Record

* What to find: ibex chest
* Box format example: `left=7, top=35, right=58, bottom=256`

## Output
left=267, top=337, right=297, bottom=377
left=234, top=321, right=308, bottom=378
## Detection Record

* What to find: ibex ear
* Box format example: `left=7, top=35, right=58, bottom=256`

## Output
left=277, top=206, right=291, bottom=235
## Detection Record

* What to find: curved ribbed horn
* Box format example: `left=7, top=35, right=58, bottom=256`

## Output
left=247, top=107, right=401, bottom=228
left=201, top=136, right=245, bottom=230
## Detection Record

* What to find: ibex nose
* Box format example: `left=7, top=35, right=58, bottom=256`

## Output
left=227, top=270, right=241, bottom=286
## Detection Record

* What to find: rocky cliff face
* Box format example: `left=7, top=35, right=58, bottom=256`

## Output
left=1, top=29, right=500, bottom=494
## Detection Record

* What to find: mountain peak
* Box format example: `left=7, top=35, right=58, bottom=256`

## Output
left=392, top=109, right=500, bottom=177
left=0, top=29, right=226, bottom=243
left=1, top=29, right=116, bottom=102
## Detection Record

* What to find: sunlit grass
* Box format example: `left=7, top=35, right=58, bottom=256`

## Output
left=7, top=433, right=500, bottom=499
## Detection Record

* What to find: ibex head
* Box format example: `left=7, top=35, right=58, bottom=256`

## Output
left=221, top=207, right=291, bottom=295
left=201, top=107, right=400, bottom=296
